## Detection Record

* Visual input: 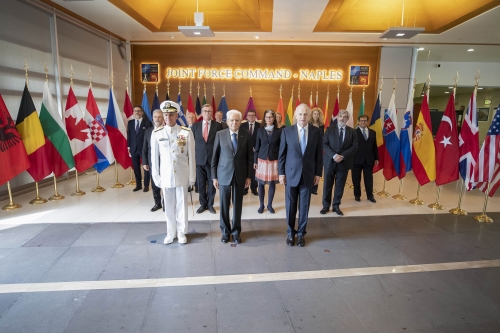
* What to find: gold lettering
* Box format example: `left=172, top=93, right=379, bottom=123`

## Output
left=300, top=70, right=309, bottom=80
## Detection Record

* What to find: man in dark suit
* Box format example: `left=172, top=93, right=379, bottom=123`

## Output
left=240, top=109, right=259, bottom=196
left=192, top=104, right=223, bottom=214
left=127, top=106, right=152, bottom=192
left=321, top=110, right=358, bottom=216
left=279, top=103, right=323, bottom=247
left=212, top=110, right=253, bottom=244
left=142, top=109, right=163, bottom=211
left=352, top=115, right=378, bottom=203
left=215, top=111, right=228, bottom=129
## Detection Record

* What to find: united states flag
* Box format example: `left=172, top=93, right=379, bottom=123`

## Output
left=475, top=106, right=500, bottom=196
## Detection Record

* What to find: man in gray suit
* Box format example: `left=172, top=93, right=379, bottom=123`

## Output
left=212, top=110, right=253, bottom=244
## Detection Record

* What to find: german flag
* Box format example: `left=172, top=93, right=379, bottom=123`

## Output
left=0, top=94, right=30, bottom=185
left=15, top=84, right=51, bottom=182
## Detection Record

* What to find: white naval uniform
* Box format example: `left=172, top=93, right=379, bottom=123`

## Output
left=151, top=124, right=196, bottom=240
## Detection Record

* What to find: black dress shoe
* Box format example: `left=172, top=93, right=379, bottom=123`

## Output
left=286, top=235, right=294, bottom=246
left=132, top=187, right=142, bottom=192
left=150, top=204, right=162, bottom=212
left=355, top=196, right=360, bottom=202
left=333, top=206, right=344, bottom=216
left=252, top=190, right=258, bottom=196
left=312, top=192, right=318, bottom=195
left=368, top=197, right=377, bottom=203
left=297, top=236, right=305, bottom=247
left=257, top=206, right=264, bottom=214
left=143, top=186, right=149, bottom=192
left=267, top=206, right=275, bottom=214
left=196, top=206, right=207, bottom=214
left=208, top=206, right=216, bottom=214
left=232, top=235, right=241, bottom=244
left=221, top=235, right=229, bottom=243
left=244, top=189, right=248, bottom=196
left=320, top=207, right=329, bottom=215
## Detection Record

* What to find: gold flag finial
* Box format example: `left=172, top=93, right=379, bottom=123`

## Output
left=197, top=82, right=200, bottom=96
left=23, top=59, right=29, bottom=88
left=454, top=71, right=460, bottom=87
left=44, top=62, right=49, bottom=82
left=70, top=64, right=74, bottom=89
left=297, top=83, right=300, bottom=99
left=189, top=79, right=192, bottom=95
left=166, top=78, right=170, bottom=96
left=291, top=84, right=294, bottom=96
left=213, top=82, right=215, bottom=96
left=110, top=70, right=114, bottom=89
left=474, top=69, right=481, bottom=87
left=379, top=76, right=384, bottom=92
left=350, top=85, right=353, bottom=92
left=426, top=73, right=432, bottom=93
left=155, top=81, right=158, bottom=94
left=223, top=84, right=226, bottom=96
left=279, top=84, right=282, bottom=98
left=327, top=83, right=330, bottom=95
left=125, top=73, right=129, bottom=93
left=88, top=67, right=92, bottom=89
left=178, top=79, right=181, bottom=94
left=143, top=74, right=146, bottom=91
left=393, top=75, right=397, bottom=91
left=203, top=83, right=206, bottom=97
left=249, top=86, right=252, bottom=97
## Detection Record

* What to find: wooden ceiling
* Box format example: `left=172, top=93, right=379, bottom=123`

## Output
left=108, top=0, right=273, bottom=32
left=314, top=0, right=500, bottom=33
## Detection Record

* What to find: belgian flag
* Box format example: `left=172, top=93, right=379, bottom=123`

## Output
left=15, top=84, right=51, bottom=182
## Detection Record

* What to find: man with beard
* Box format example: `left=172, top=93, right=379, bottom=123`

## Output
left=321, top=110, right=358, bottom=216
left=142, top=109, right=164, bottom=212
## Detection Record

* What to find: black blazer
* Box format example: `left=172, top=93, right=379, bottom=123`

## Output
left=211, top=129, right=253, bottom=186
left=323, top=125, right=358, bottom=171
left=353, top=127, right=379, bottom=166
left=254, top=127, right=282, bottom=164
left=278, top=125, right=323, bottom=188
left=240, top=121, right=259, bottom=147
left=127, top=118, right=152, bottom=155
left=192, top=121, right=223, bottom=165
left=141, top=127, right=154, bottom=167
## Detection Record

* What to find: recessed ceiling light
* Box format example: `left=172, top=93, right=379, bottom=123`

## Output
left=418, top=47, right=424, bottom=50
left=396, top=33, right=405, bottom=37
left=478, top=87, right=483, bottom=90
left=445, top=91, right=449, bottom=94
left=448, top=87, right=453, bottom=89
left=193, top=32, right=201, bottom=35
left=383, top=38, right=387, bottom=40
left=467, top=48, right=474, bottom=52
left=255, top=36, right=260, bottom=39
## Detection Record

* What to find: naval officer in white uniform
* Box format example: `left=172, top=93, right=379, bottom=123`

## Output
left=151, top=101, right=196, bottom=244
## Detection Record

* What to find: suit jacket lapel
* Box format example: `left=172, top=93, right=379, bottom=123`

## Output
left=236, top=131, right=245, bottom=154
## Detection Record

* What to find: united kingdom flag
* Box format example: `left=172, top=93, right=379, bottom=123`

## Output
left=459, top=89, right=479, bottom=190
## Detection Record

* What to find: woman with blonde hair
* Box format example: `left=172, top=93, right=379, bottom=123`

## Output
left=275, top=112, right=286, bottom=128
left=309, top=107, right=324, bottom=195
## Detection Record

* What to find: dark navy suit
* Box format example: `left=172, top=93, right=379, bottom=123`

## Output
left=127, top=118, right=152, bottom=188
left=142, top=127, right=161, bottom=206
left=278, top=125, right=323, bottom=237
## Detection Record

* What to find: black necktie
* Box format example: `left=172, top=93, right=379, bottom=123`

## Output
left=339, top=127, right=344, bottom=146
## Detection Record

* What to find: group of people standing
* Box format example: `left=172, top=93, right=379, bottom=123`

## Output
left=129, top=101, right=379, bottom=247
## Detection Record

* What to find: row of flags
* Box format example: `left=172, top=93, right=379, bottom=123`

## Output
left=0, top=80, right=135, bottom=187
left=369, top=82, right=500, bottom=197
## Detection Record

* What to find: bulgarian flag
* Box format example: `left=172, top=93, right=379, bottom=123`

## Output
left=15, top=84, right=51, bottom=182
left=64, top=87, right=97, bottom=172
left=39, top=81, right=75, bottom=177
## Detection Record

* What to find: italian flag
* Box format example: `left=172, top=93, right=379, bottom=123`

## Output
left=39, top=81, right=75, bottom=177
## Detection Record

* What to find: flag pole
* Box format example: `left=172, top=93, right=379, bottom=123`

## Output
left=69, top=65, right=84, bottom=197
left=24, top=60, right=48, bottom=204
left=127, top=74, right=137, bottom=186
left=449, top=72, right=468, bottom=215
left=110, top=71, right=124, bottom=189
left=346, top=85, right=354, bottom=188
left=2, top=181, right=22, bottom=210
left=474, top=183, right=493, bottom=223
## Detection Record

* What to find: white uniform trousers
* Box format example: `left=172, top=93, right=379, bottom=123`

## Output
left=163, top=186, right=189, bottom=238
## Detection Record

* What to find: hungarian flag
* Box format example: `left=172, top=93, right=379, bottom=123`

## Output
left=0, top=94, right=30, bottom=185
left=475, top=106, right=500, bottom=196
left=276, top=94, right=284, bottom=124
left=286, top=91, right=294, bottom=126
left=64, top=87, right=97, bottom=173
left=15, top=84, right=51, bottom=182
left=435, top=92, right=459, bottom=186
left=459, top=89, right=479, bottom=190
left=39, top=81, right=74, bottom=177
left=218, top=94, right=229, bottom=121
left=244, top=96, right=257, bottom=119
left=382, top=90, right=400, bottom=180
left=346, top=90, right=354, bottom=128
left=330, top=92, right=340, bottom=127
left=105, top=88, right=132, bottom=169
left=141, top=89, right=152, bottom=121
left=84, top=87, right=115, bottom=173
left=323, top=90, right=330, bottom=127
left=124, top=90, right=134, bottom=120
left=412, top=93, right=436, bottom=185
left=369, top=92, right=384, bottom=173
left=151, top=90, right=161, bottom=112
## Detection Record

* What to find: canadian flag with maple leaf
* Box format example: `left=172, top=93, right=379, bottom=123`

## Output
left=64, top=87, right=97, bottom=172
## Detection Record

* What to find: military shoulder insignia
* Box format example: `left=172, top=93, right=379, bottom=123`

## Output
left=181, top=126, right=191, bottom=131
left=154, top=125, right=164, bottom=132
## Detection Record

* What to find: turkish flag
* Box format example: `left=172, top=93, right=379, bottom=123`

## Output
left=435, top=93, right=459, bottom=186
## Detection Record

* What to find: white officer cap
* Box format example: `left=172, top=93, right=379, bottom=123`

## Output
left=160, top=100, right=180, bottom=113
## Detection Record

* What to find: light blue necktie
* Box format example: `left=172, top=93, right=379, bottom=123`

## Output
left=300, top=127, right=306, bottom=154
left=363, top=128, right=368, bottom=140
left=231, top=133, right=238, bottom=153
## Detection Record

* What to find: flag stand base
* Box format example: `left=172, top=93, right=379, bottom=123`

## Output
left=30, top=182, right=47, bottom=204
left=428, top=202, right=445, bottom=210
left=71, top=172, right=86, bottom=196
left=474, top=214, right=493, bottom=223
left=126, top=169, right=136, bottom=185
left=2, top=182, right=22, bottom=210
left=449, top=207, right=467, bottom=216
left=393, top=194, right=406, bottom=200
left=111, top=164, right=124, bottom=188
left=376, top=179, right=391, bottom=197
left=409, top=198, right=424, bottom=205
left=49, top=175, right=64, bottom=201
left=91, top=173, right=106, bottom=192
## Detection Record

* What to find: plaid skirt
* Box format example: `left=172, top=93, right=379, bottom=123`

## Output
left=255, top=158, right=279, bottom=185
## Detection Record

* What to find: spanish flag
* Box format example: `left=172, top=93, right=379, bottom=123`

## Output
left=411, top=93, right=436, bottom=185
left=15, top=84, right=51, bottom=182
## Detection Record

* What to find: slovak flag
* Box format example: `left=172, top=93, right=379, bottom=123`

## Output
left=382, top=90, right=400, bottom=180
left=84, top=87, right=115, bottom=173
left=105, top=88, right=132, bottom=169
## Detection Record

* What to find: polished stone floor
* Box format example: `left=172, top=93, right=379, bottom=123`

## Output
left=1, top=169, right=500, bottom=332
